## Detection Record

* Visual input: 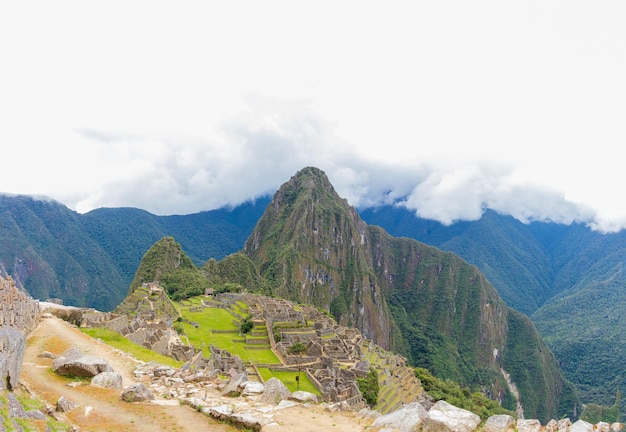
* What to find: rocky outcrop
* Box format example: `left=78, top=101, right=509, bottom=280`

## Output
left=121, top=383, right=155, bottom=402
left=0, top=275, right=40, bottom=390
left=91, top=371, right=123, bottom=389
left=371, top=402, right=428, bottom=431
left=52, top=347, right=113, bottom=377
left=422, top=400, right=482, bottom=432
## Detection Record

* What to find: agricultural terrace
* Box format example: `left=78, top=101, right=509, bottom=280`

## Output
left=176, top=296, right=281, bottom=364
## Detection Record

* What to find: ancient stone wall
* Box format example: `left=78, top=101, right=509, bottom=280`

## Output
left=0, top=275, right=40, bottom=333
left=0, top=275, right=41, bottom=390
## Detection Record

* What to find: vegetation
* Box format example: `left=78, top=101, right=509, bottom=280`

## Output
left=580, top=391, right=622, bottom=423
left=286, top=342, right=307, bottom=355
left=502, top=309, right=579, bottom=421
left=414, top=367, right=515, bottom=421
left=177, top=302, right=281, bottom=364
left=239, top=315, right=254, bottom=334
left=357, top=367, right=379, bottom=408
left=257, top=368, right=321, bottom=395
left=1, top=389, right=70, bottom=431
left=80, top=327, right=183, bottom=367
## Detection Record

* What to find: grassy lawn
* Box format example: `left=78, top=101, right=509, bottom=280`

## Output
left=179, top=306, right=281, bottom=364
left=257, top=368, right=321, bottom=395
left=80, top=327, right=183, bottom=368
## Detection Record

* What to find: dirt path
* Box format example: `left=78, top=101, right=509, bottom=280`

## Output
left=22, top=315, right=234, bottom=432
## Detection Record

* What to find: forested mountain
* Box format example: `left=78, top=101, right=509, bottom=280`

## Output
left=359, top=205, right=626, bottom=410
left=0, top=194, right=267, bottom=310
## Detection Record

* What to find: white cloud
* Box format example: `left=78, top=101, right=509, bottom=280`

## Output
left=1, top=1, right=625, bottom=232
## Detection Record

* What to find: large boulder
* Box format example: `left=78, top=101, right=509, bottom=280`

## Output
left=52, top=347, right=113, bottom=377
left=121, top=383, right=155, bottom=402
left=371, top=402, right=428, bottom=432
left=0, top=327, right=26, bottom=390
left=56, top=396, right=79, bottom=412
left=484, top=414, right=516, bottom=432
left=242, top=381, right=265, bottom=396
left=517, top=419, right=542, bottom=432
left=289, top=390, right=319, bottom=404
left=570, top=420, right=594, bottom=432
left=260, top=377, right=291, bottom=405
left=222, top=371, right=248, bottom=397
left=91, top=371, right=123, bottom=390
left=422, top=400, right=481, bottom=432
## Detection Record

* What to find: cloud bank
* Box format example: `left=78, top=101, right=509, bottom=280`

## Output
left=2, top=2, right=625, bottom=233
left=54, top=97, right=607, bottom=232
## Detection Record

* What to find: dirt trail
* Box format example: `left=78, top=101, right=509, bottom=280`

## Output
left=22, top=315, right=234, bottom=432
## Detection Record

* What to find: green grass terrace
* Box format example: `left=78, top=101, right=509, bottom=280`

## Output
left=177, top=299, right=281, bottom=365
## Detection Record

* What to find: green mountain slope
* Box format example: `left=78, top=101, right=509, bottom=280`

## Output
left=361, top=204, right=626, bottom=414
left=0, top=195, right=267, bottom=310
left=0, top=195, right=125, bottom=310
left=243, top=167, right=578, bottom=421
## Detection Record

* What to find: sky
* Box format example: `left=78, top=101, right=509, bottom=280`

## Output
left=1, top=1, right=625, bottom=232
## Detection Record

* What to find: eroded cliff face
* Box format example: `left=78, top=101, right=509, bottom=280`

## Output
left=0, top=274, right=41, bottom=390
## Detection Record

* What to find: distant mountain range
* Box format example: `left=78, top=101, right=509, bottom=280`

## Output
left=2, top=167, right=625, bottom=415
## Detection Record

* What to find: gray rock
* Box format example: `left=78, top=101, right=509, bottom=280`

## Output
left=56, top=396, right=79, bottom=412
left=558, top=418, right=572, bottom=432
left=0, top=327, right=26, bottom=391
left=260, top=377, right=291, bottom=405
left=222, top=371, right=248, bottom=397
left=25, top=409, right=46, bottom=420
left=422, top=400, right=481, bottom=432
left=153, top=366, right=176, bottom=377
left=121, top=383, right=155, bottom=402
left=53, top=349, right=113, bottom=378
left=517, top=419, right=542, bottom=432
left=38, top=351, right=57, bottom=359
left=91, top=371, right=123, bottom=389
left=290, top=390, right=319, bottom=404
left=484, top=415, right=516, bottom=432
left=206, top=406, right=263, bottom=431
left=183, top=372, right=212, bottom=383
left=58, top=347, right=82, bottom=360
left=371, top=402, right=428, bottom=432
left=242, top=381, right=265, bottom=396
left=7, top=393, right=27, bottom=418
left=545, top=419, right=558, bottom=432
left=570, top=420, right=594, bottom=432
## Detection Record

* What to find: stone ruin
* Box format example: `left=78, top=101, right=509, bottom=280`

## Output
left=212, top=293, right=372, bottom=409
left=207, top=344, right=245, bottom=375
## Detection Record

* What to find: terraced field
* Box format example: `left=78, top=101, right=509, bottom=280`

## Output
left=363, top=342, right=425, bottom=414
left=175, top=296, right=321, bottom=394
